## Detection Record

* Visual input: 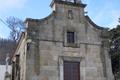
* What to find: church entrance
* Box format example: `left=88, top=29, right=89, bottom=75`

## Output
left=64, top=61, right=80, bottom=80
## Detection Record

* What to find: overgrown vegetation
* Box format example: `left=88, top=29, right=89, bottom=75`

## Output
left=0, top=16, right=25, bottom=65
left=109, top=24, right=120, bottom=79
left=0, top=38, right=16, bottom=65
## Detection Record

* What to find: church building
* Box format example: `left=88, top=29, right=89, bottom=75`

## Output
left=12, top=0, right=114, bottom=80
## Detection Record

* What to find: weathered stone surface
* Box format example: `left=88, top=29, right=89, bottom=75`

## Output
left=12, top=0, right=114, bottom=80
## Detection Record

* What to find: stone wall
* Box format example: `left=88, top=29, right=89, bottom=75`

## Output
left=15, top=1, right=114, bottom=80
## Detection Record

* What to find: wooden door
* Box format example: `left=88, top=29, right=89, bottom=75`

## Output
left=64, top=61, right=80, bottom=80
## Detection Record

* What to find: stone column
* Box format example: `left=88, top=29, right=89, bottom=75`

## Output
left=26, top=24, right=40, bottom=80
left=26, top=39, right=40, bottom=80
left=102, top=40, right=114, bottom=80
left=4, top=54, right=11, bottom=80
left=100, top=29, right=115, bottom=80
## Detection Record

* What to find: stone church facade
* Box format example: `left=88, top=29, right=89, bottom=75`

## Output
left=12, top=0, right=114, bottom=80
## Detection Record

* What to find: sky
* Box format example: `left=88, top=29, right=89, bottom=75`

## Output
left=0, top=0, right=120, bottom=38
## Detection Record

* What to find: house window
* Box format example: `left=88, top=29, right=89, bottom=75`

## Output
left=64, top=30, right=79, bottom=47
left=68, top=10, right=73, bottom=19
left=64, top=61, right=80, bottom=80
left=67, top=31, right=75, bottom=43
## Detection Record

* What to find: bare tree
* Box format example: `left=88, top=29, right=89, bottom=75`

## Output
left=6, top=16, right=25, bottom=42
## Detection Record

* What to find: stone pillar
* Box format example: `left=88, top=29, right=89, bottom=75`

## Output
left=102, top=40, right=114, bottom=80
left=26, top=39, right=40, bottom=80
left=4, top=54, right=11, bottom=80
left=101, top=30, right=114, bottom=80
left=26, top=23, right=40, bottom=80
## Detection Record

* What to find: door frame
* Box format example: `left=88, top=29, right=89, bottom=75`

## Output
left=59, top=56, right=84, bottom=80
